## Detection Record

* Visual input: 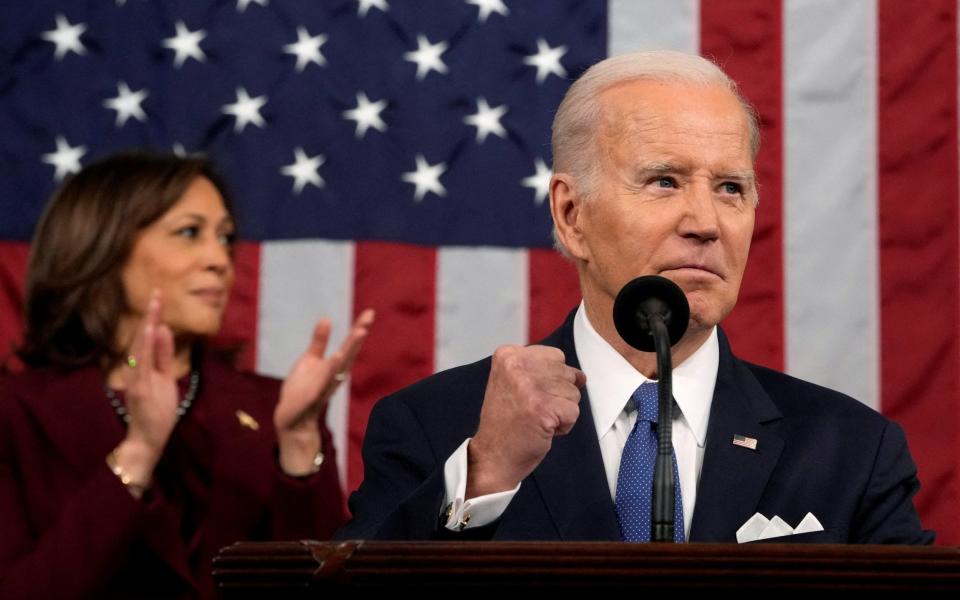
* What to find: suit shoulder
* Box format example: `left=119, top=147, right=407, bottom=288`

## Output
left=744, top=360, right=887, bottom=423
left=0, top=367, right=82, bottom=407
left=373, top=356, right=492, bottom=424
left=0, top=369, right=44, bottom=415
left=1, top=365, right=68, bottom=389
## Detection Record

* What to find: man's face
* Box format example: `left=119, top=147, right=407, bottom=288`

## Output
left=562, top=79, right=756, bottom=336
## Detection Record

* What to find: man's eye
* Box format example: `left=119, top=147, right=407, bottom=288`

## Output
left=653, top=177, right=677, bottom=188
left=721, top=182, right=742, bottom=194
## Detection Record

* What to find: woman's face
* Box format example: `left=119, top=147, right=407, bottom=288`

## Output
left=120, top=176, right=236, bottom=341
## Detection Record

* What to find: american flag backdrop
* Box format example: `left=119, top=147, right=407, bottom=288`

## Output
left=0, top=0, right=957, bottom=545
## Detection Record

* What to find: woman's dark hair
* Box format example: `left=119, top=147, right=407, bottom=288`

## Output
left=17, top=151, right=234, bottom=369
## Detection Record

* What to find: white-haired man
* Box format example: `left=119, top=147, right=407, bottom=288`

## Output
left=339, top=50, right=933, bottom=544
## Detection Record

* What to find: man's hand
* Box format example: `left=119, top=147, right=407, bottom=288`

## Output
left=466, top=345, right=586, bottom=498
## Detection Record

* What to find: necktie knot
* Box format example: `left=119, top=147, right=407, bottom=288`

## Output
left=631, top=381, right=659, bottom=424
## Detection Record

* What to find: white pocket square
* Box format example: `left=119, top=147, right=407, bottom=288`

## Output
left=736, top=512, right=824, bottom=543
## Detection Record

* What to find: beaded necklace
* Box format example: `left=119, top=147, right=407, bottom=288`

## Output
left=105, top=370, right=201, bottom=424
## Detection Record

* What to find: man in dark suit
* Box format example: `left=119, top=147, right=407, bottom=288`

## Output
left=338, top=50, right=933, bottom=544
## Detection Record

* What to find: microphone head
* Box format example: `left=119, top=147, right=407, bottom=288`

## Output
left=613, top=275, right=690, bottom=352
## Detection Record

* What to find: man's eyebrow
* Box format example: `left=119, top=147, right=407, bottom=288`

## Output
left=635, top=162, right=690, bottom=175
left=717, top=170, right=757, bottom=184
left=633, top=163, right=757, bottom=184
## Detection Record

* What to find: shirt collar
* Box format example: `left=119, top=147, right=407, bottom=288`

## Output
left=573, top=302, right=717, bottom=448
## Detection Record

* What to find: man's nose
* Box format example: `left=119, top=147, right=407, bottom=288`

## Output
left=678, top=182, right=720, bottom=241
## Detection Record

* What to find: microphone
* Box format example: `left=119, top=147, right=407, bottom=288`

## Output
left=612, top=275, right=689, bottom=352
left=613, top=275, right=689, bottom=543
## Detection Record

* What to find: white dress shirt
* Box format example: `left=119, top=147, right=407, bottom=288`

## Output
left=442, top=303, right=719, bottom=536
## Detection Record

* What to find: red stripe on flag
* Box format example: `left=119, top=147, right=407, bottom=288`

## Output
left=215, top=241, right=260, bottom=372
left=0, top=241, right=29, bottom=370
left=700, top=0, right=785, bottom=371
left=878, top=0, right=959, bottom=545
left=348, top=241, right=436, bottom=493
left=528, top=249, right=581, bottom=343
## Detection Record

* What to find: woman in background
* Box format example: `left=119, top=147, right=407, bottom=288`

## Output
left=0, top=152, right=373, bottom=599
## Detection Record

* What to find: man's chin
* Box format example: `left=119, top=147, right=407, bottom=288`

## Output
left=684, top=300, right=727, bottom=334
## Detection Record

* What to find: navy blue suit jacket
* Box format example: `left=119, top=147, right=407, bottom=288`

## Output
left=339, top=311, right=933, bottom=544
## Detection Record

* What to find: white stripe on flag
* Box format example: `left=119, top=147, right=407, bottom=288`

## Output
left=784, top=0, right=879, bottom=409
left=257, top=239, right=355, bottom=486
left=608, top=0, right=699, bottom=55
left=436, top=247, right=528, bottom=371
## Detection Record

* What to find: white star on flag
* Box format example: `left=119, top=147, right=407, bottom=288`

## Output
left=464, top=97, right=508, bottom=143
left=284, top=26, right=328, bottom=71
left=237, top=0, right=268, bottom=12
left=402, top=154, right=447, bottom=201
left=466, top=0, right=509, bottom=23
left=103, top=81, right=148, bottom=127
left=521, top=158, right=552, bottom=205
left=41, top=14, right=87, bottom=60
left=281, top=147, right=325, bottom=194
left=357, top=0, right=389, bottom=17
left=404, top=34, right=449, bottom=81
left=162, top=21, right=207, bottom=68
left=222, top=87, right=268, bottom=132
left=524, top=37, right=568, bottom=84
left=42, top=136, right=87, bottom=181
left=343, top=91, right=388, bottom=138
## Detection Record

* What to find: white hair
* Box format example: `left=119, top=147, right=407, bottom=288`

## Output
left=549, top=50, right=761, bottom=255
left=552, top=49, right=760, bottom=198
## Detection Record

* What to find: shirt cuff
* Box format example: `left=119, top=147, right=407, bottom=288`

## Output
left=441, top=438, right=520, bottom=531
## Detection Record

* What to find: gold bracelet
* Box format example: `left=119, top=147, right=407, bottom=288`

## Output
left=105, top=449, right=150, bottom=495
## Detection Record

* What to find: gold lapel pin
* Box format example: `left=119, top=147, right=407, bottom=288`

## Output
left=236, top=410, right=260, bottom=431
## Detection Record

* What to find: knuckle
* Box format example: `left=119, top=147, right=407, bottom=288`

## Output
left=539, top=413, right=559, bottom=433
left=492, top=345, right=518, bottom=364
left=534, top=346, right=564, bottom=362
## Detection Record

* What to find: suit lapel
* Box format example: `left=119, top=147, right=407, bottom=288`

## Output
left=530, top=311, right=622, bottom=541
left=202, top=359, right=276, bottom=548
left=689, top=330, right=784, bottom=542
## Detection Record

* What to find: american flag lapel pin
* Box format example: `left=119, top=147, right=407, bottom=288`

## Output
left=732, top=434, right=758, bottom=451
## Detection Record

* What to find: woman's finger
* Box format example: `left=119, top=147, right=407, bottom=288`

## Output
left=306, top=318, right=333, bottom=358
left=137, top=291, right=162, bottom=372
left=336, top=309, right=375, bottom=373
left=154, top=323, right=175, bottom=375
left=122, top=292, right=158, bottom=386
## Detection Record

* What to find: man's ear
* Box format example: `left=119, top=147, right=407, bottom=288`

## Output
left=550, top=173, right=589, bottom=260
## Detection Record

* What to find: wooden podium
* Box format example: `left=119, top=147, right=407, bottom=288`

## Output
left=213, top=541, right=960, bottom=595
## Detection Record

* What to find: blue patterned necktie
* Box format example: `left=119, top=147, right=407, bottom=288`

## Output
left=615, top=381, right=685, bottom=542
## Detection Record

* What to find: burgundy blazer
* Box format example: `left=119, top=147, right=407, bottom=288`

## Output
left=0, top=357, right=345, bottom=599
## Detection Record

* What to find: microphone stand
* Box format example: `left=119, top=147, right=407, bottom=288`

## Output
left=648, top=314, right=675, bottom=543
